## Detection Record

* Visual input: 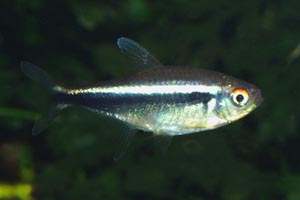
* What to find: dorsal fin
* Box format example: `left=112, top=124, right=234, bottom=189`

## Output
left=117, top=37, right=163, bottom=69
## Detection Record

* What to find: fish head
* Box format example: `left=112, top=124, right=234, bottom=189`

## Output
left=216, top=76, right=263, bottom=123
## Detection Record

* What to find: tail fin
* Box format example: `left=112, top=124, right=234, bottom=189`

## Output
left=20, top=61, right=58, bottom=90
left=21, top=61, right=66, bottom=135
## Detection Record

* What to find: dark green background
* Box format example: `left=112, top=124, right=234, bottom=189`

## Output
left=0, top=0, right=300, bottom=200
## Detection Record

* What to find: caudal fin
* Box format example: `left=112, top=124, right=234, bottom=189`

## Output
left=20, top=61, right=58, bottom=89
left=21, top=61, right=66, bottom=135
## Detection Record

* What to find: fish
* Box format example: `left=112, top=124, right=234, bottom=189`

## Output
left=21, top=37, right=262, bottom=158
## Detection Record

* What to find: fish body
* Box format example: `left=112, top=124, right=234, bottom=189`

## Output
left=54, top=66, right=260, bottom=136
left=21, top=38, right=262, bottom=137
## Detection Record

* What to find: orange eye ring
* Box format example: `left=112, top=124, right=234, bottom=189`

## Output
left=231, top=88, right=250, bottom=106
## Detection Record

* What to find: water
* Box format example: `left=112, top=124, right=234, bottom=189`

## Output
left=0, top=1, right=299, bottom=200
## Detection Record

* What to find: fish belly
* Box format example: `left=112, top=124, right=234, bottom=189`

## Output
left=111, top=102, right=226, bottom=136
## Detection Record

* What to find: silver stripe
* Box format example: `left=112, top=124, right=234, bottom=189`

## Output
left=67, top=84, right=221, bottom=95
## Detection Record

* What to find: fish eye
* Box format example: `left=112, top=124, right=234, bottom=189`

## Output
left=231, top=88, right=249, bottom=106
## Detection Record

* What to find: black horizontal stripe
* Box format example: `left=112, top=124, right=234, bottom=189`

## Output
left=188, top=92, right=212, bottom=104
left=54, top=91, right=215, bottom=110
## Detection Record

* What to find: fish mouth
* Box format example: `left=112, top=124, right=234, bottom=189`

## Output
left=253, top=88, right=263, bottom=107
